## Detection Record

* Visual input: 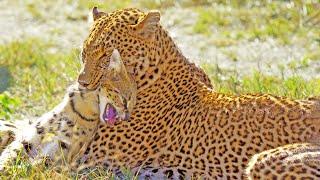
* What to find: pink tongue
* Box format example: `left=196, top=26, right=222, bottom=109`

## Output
left=103, top=104, right=117, bottom=125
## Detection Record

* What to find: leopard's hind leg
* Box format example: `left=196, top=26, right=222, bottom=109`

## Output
left=245, top=143, right=320, bottom=179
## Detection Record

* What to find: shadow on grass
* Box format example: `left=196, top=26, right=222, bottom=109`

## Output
left=0, top=66, right=11, bottom=93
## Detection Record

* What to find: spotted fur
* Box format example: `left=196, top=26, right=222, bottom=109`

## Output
left=0, top=120, right=17, bottom=153
left=246, top=143, right=320, bottom=179
left=0, top=50, right=137, bottom=171
left=77, top=8, right=320, bottom=179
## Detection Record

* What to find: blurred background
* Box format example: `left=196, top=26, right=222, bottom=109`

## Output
left=0, top=0, right=319, bottom=120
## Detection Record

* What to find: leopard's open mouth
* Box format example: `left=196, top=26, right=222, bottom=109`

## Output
left=102, top=103, right=119, bottom=125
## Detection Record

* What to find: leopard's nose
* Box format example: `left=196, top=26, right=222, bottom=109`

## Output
left=78, top=79, right=89, bottom=87
left=78, top=72, right=89, bottom=87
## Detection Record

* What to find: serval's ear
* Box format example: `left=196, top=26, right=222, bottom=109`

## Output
left=108, top=49, right=127, bottom=75
left=109, top=50, right=137, bottom=114
left=126, top=77, right=137, bottom=115
left=132, top=10, right=160, bottom=40
left=92, top=7, right=107, bottom=21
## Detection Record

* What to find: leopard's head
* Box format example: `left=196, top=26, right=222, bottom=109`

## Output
left=78, top=8, right=163, bottom=90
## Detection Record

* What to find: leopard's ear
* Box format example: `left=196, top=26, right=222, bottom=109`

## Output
left=133, top=10, right=160, bottom=40
left=92, top=7, right=107, bottom=21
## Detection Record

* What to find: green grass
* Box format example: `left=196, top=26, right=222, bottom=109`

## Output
left=0, top=92, right=20, bottom=119
left=26, top=2, right=44, bottom=20
left=193, top=1, right=320, bottom=45
left=0, top=38, right=80, bottom=119
left=0, top=153, right=135, bottom=179
left=0, top=154, right=114, bottom=179
left=201, top=63, right=320, bottom=99
left=0, top=0, right=320, bottom=178
left=0, top=38, right=135, bottom=179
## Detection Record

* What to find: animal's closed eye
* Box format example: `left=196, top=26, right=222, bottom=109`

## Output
left=98, top=54, right=110, bottom=68
left=113, top=88, right=120, bottom=93
left=99, top=60, right=109, bottom=69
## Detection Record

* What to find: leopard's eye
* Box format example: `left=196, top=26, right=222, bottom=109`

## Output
left=98, top=53, right=110, bottom=69
left=100, top=59, right=109, bottom=69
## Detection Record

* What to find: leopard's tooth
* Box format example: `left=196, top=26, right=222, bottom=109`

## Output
left=106, top=104, right=109, bottom=112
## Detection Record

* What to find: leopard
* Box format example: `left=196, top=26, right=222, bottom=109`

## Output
left=0, top=49, right=137, bottom=171
left=77, top=7, right=319, bottom=179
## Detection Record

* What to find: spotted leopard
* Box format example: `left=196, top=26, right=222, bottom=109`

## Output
left=246, top=143, right=320, bottom=179
left=76, top=8, right=320, bottom=179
